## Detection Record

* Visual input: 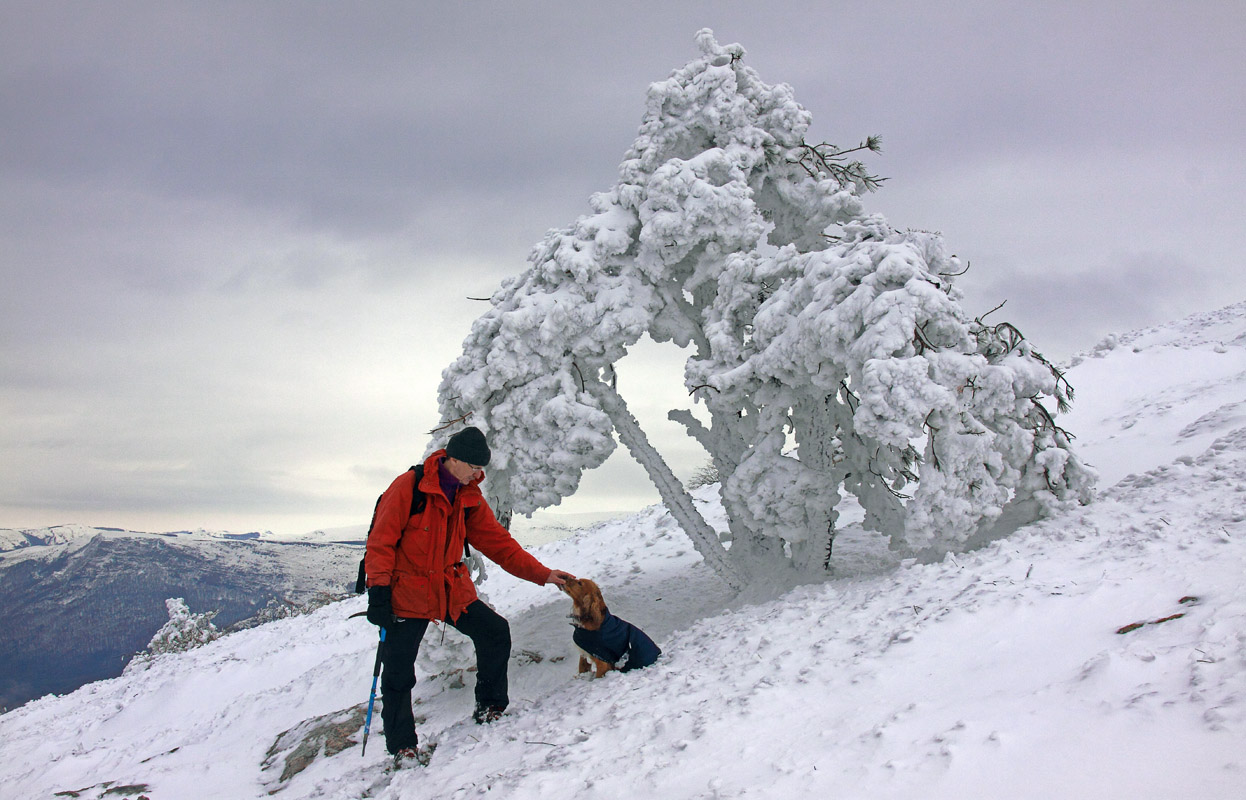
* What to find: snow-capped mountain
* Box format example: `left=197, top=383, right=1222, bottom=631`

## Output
left=0, top=301, right=1243, bottom=799
left=0, top=526, right=362, bottom=711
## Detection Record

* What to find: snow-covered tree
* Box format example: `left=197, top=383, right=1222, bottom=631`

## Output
left=701, top=220, right=1096, bottom=564
left=135, top=597, right=220, bottom=662
left=437, top=30, right=1095, bottom=587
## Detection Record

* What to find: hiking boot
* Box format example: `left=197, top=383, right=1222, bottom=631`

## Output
left=393, top=743, right=435, bottom=768
left=472, top=704, right=506, bottom=725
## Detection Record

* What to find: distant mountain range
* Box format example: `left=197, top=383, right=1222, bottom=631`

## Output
left=0, top=525, right=361, bottom=711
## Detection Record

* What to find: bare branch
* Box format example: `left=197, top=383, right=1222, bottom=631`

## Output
left=924, top=411, right=942, bottom=470
left=913, top=322, right=938, bottom=353
left=838, top=381, right=859, bottom=413
left=429, top=412, right=473, bottom=434
left=1029, top=399, right=1076, bottom=442
left=787, top=137, right=887, bottom=192
left=938, top=259, right=971, bottom=277
left=867, top=465, right=913, bottom=500
left=977, top=299, right=1007, bottom=323
left=822, top=517, right=837, bottom=571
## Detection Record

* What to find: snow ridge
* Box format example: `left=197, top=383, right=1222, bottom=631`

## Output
left=1070, top=298, right=1246, bottom=364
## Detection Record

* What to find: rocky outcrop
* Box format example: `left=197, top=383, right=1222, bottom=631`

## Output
left=261, top=705, right=367, bottom=792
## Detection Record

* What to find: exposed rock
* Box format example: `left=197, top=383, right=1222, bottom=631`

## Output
left=52, top=780, right=151, bottom=799
left=261, top=704, right=367, bottom=792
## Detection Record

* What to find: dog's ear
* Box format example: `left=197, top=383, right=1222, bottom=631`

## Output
left=582, top=579, right=606, bottom=628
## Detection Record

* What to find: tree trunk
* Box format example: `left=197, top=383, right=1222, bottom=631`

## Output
left=668, top=408, right=758, bottom=559
left=586, top=379, right=746, bottom=590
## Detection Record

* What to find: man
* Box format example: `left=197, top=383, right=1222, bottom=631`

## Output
left=364, top=426, right=574, bottom=763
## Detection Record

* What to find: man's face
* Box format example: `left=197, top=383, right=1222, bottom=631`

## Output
left=444, top=457, right=484, bottom=486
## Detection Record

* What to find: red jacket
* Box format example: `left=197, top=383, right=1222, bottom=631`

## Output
left=365, top=450, right=551, bottom=621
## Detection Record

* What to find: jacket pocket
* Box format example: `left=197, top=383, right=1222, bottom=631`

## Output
left=398, top=517, right=433, bottom=563
left=391, top=573, right=434, bottom=619
left=446, top=562, right=477, bottom=616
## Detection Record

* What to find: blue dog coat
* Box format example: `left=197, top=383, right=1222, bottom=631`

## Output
left=572, top=611, right=661, bottom=672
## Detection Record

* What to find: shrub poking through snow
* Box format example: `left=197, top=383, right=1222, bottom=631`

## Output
left=437, top=29, right=1096, bottom=586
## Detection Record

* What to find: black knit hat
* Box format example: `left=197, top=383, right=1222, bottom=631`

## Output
left=445, top=426, right=491, bottom=467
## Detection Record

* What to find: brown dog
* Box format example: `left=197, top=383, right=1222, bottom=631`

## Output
left=561, top=577, right=661, bottom=677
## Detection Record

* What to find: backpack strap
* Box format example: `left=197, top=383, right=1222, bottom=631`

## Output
left=408, top=464, right=427, bottom=516
left=354, top=492, right=386, bottom=594
left=354, top=463, right=474, bottom=594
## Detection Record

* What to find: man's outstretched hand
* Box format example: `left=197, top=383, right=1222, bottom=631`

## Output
left=545, top=569, right=575, bottom=587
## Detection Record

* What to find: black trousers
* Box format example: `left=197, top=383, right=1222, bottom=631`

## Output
left=379, top=599, right=511, bottom=754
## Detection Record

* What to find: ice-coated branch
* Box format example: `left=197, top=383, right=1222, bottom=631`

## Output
left=586, top=378, right=745, bottom=590
left=667, top=409, right=713, bottom=452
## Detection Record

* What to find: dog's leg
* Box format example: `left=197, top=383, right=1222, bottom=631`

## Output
left=577, top=655, right=592, bottom=675
left=593, top=658, right=612, bottom=679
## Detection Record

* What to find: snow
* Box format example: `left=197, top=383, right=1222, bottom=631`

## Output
left=1, top=301, right=1244, bottom=799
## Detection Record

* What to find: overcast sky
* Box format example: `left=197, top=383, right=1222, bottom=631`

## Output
left=2, top=1, right=1243, bottom=536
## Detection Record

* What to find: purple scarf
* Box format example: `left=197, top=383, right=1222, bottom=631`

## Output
left=437, top=458, right=460, bottom=505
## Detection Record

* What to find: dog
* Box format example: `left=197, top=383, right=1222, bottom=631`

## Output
left=561, top=577, right=661, bottom=677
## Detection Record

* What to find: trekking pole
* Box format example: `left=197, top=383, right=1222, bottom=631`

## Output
left=361, top=627, right=386, bottom=757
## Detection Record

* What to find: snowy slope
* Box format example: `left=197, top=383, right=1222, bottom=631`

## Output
left=0, top=302, right=1243, bottom=799
left=1061, top=299, right=1246, bottom=486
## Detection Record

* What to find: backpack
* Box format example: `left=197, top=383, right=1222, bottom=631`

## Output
left=353, top=464, right=473, bottom=594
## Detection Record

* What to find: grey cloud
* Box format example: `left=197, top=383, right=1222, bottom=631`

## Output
left=963, top=251, right=1239, bottom=362
left=2, top=1, right=1243, bottom=534
left=1, top=3, right=654, bottom=241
